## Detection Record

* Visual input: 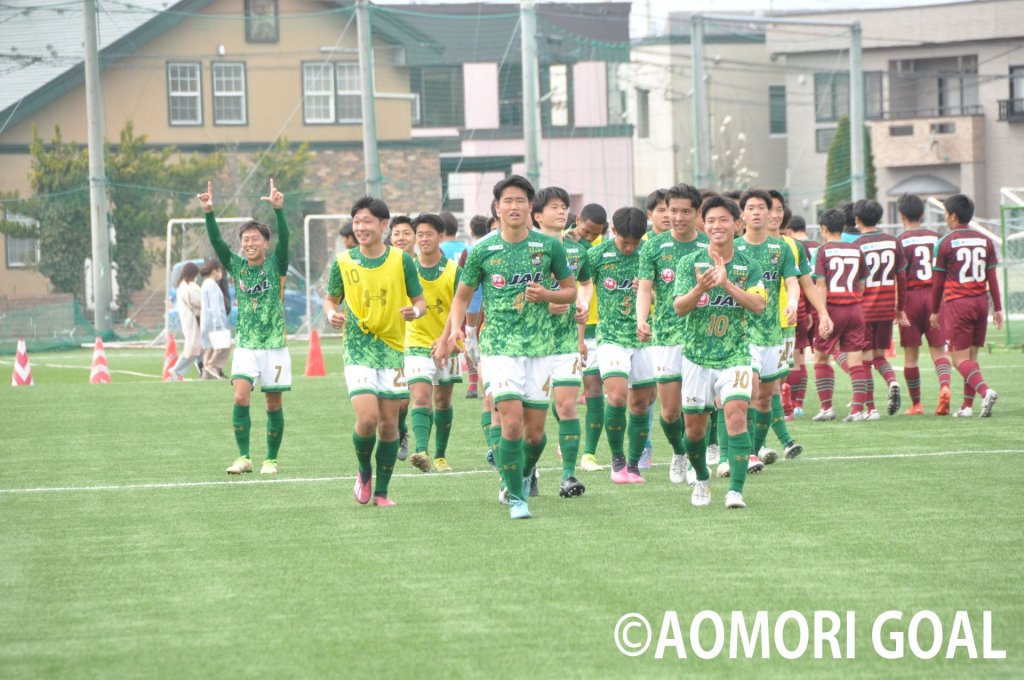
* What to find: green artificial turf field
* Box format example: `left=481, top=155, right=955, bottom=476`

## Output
left=1, top=341, right=1021, bottom=678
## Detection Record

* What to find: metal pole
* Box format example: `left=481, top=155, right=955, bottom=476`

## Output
left=356, top=0, right=383, bottom=197
left=520, top=0, right=542, bottom=188
left=849, top=21, right=865, bottom=201
left=84, top=0, right=113, bottom=332
left=691, top=14, right=711, bottom=188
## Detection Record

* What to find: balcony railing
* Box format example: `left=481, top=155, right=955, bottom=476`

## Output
left=876, top=105, right=984, bottom=120
left=998, top=99, right=1024, bottom=122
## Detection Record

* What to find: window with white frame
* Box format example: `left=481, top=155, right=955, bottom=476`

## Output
left=335, top=63, right=362, bottom=123
left=212, top=62, right=247, bottom=125
left=303, top=63, right=335, bottom=124
left=4, top=214, right=40, bottom=269
left=167, top=62, right=202, bottom=125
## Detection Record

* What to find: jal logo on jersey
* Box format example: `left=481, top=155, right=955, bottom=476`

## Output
left=240, top=279, right=271, bottom=295
left=603, top=277, right=617, bottom=291
left=660, top=268, right=675, bottom=284
left=603, top=277, right=633, bottom=292
left=696, top=292, right=710, bottom=308
left=708, top=293, right=740, bottom=308
left=491, top=274, right=507, bottom=289
left=507, top=272, right=543, bottom=286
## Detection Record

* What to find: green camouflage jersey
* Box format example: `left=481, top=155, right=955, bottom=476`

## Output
left=326, top=247, right=422, bottom=369
left=462, top=229, right=573, bottom=358
left=638, top=229, right=709, bottom=346
left=587, top=239, right=647, bottom=349
left=549, top=236, right=592, bottom=355
left=734, top=235, right=799, bottom=346
left=205, top=209, right=289, bottom=350
left=674, top=248, right=766, bottom=369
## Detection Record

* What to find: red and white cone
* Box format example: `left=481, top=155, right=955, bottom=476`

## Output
left=162, top=333, right=181, bottom=382
left=89, top=337, right=111, bottom=384
left=11, top=338, right=33, bottom=386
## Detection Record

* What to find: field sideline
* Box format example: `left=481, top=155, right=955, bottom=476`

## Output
left=1, top=342, right=1022, bottom=678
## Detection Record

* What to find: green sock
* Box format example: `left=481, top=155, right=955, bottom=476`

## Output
left=716, top=408, right=729, bottom=460
left=232, top=404, right=251, bottom=458
left=265, top=408, right=284, bottom=461
left=488, top=424, right=502, bottom=451
left=559, top=418, right=582, bottom=480
left=753, top=409, right=772, bottom=455
left=524, top=434, right=547, bottom=478
left=353, top=431, right=376, bottom=477
left=398, top=408, right=408, bottom=438
left=683, top=435, right=710, bottom=481
left=481, top=411, right=492, bottom=442
left=498, top=437, right=525, bottom=501
left=604, top=404, right=627, bottom=459
left=659, top=415, right=685, bottom=456
left=373, top=438, right=400, bottom=497
left=626, top=411, right=648, bottom=467
left=433, top=407, right=453, bottom=458
left=728, top=431, right=752, bottom=493
left=410, top=407, right=432, bottom=454
left=770, top=393, right=792, bottom=445
left=584, top=396, right=604, bottom=456
left=707, top=407, right=718, bottom=447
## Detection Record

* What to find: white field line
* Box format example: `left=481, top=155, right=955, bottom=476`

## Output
left=0, top=359, right=160, bottom=379
left=0, top=449, right=1020, bottom=496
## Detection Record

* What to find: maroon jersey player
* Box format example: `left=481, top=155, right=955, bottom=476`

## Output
left=931, top=194, right=1002, bottom=417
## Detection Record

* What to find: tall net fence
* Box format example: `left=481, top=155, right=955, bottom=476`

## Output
left=1000, top=204, right=1024, bottom=345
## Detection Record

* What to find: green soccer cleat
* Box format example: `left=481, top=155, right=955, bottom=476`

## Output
left=226, top=457, right=253, bottom=475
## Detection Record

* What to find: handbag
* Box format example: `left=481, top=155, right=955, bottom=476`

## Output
left=209, top=329, right=232, bottom=350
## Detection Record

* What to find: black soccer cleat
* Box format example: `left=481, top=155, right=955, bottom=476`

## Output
left=559, top=475, right=586, bottom=498
left=887, top=382, right=901, bottom=416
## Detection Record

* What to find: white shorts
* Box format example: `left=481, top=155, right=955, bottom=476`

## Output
left=344, top=364, right=408, bottom=400
left=597, top=343, right=655, bottom=388
left=582, top=337, right=599, bottom=376
left=651, top=345, right=683, bottom=383
left=551, top=352, right=582, bottom=388
left=482, top=355, right=553, bottom=409
left=231, top=347, right=292, bottom=392
left=681, top=357, right=753, bottom=413
left=405, top=354, right=462, bottom=387
left=750, top=344, right=788, bottom=381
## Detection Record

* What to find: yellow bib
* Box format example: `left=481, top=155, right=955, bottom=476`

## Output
left=779, top=234, right=801, bottom=329
left=406, top=259, right=458, bottom=350
left=337, top=247, right=407, bottom=352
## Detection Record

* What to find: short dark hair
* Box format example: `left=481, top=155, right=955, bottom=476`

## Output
left=389, top=215, right=413, bottom=230
left=788, top=215, right=807, bottom=234
left=944, top=193, right=974, bottom=225
left=854, top=199, right=884, bottom=227
left=723, top=190, right=742, bottom=201
left=739, top=189, right=772, bottom=211
left=700, top=195, right=741, bottom=221
left=700, top=188, right=719, bottom=202
left=666, top=183, right=702, bottom=210
left=532, top=186, right=571, bottom=226
left=493, top=174, right=535, bottom=204
left=412, top=213, right=446, bottom=234
left=340, top=221, right=354, bottom=239
left=897, top=193, right=925, bottom=222
left=351, top=196, right=390, bottom=220
left=238, top=220, right=270, bottom=241
left=768, top=189, right=786, bottom=209
left=579, top=203, right=607, bottom=228
left=199, top=257, right=222, bottom=277
left=839, top=201, right=857, bottom=230
left=485, top=215, right=498, bottom=231
left=612, top=206, right=648, bottom=239
left=439, top=211, right=459, bottom=237
left=645, top=189, right=669, bottom=213
left=781, top=206, right=792, bottom=231
left=819, top=208, right=846, bottom=235
left=469, top=214, right=490, bottom=239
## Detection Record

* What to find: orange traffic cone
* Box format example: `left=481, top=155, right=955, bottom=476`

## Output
left=89, top=337, right=111, bottom=384
left=11, top=338, right=33, bottom=386
left=305, top=329, right=326, bottom=377
left=162, top=333, right=181, bottom=382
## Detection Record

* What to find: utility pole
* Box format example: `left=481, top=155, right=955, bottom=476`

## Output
left=84, top=0, right=113, bottom=332
left=849, top=21, right=866, bottom=201
left=356, top=0, right=383, bottom=197
left=690, top=14, right=711, bottom=188
left=520, top=0, right=541, bottom=188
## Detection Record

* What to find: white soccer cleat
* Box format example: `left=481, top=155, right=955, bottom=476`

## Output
left=706, top=444, right=721, bottom=466
left=685, top=461, right=697, bottom=487
left=717, top=460, right=731, bottom=478
left=498, top=485, right=510, bottom=506
left=952, top=406, right=973, bottom=418
left=864, top=409, right=881, bottom=421
left=843, top=411, right=865, bottom=422
left=812, top=408, right=836, bottom=422
left=226, top=457, right=253, bottom=475
left=747, top=454, right=764, bottom=474
left=759, top=446, right=778, bottom=465
left=691, top=479, right=711, bottom=507
left=725, top=490, right=746, bottom=509
left=980, top=390, right=998, bottom=418
left=669, top=454, right=686, bottom=484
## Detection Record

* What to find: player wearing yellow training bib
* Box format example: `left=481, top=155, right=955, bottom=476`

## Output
left=325, top=196, right=425, bottom=508
left=404, top=214, right=462, bottom=475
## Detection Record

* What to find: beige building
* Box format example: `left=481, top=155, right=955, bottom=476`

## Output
left=768, top=0, right=1024, bottom=220
left=0, top=0, right=441, bottom=300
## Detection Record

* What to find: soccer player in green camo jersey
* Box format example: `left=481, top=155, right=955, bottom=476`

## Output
left=437, top=175, right=576, bottom=520
left=388, top=215, right=416, bottom=462
left=199, top=180, right=290, bottom=476
left=587, top=207, right=654, bottom=484
left=732, top=189, right=801, bottom=478
left=637, top=184, right=709, bottom=485
left=674, top=195, right=768, bottom=509
left=532, top=186, right=594, bottom=498
left=325, top=197, right=426, bottom=507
